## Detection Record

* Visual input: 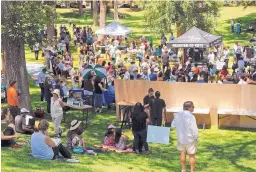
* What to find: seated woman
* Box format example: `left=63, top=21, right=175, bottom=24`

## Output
left=114, top=128, right=133, bottom=153
left=15, top=108, right=35, bottom=135
left=103, top=124, right=116, bottom=147
left=1, top=124, right=20, bottom=148
left=31, top=119, right=72, bottom=160
left=66, top=120, right=103, bottom=155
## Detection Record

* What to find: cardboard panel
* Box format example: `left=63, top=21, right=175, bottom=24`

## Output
left=115, top=80, right=256, bottom=128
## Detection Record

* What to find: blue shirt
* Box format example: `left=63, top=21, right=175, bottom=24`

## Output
left=169, top=35, right=175, bottom=41
left=31, top=132, right=54, bottom=160
left=238, top=60, right=245, bottom=69
left=149, top=73, right=157, bottom=81
left=38, top=72, right=46, bottom=84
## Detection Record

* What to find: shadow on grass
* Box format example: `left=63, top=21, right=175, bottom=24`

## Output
left=204, top=140, right=256, bottom=172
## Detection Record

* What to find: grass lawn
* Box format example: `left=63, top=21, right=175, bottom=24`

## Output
left=2, top=6, right=256, bottom=172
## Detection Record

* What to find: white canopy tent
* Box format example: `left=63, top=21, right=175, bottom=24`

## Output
left=95, top=22, right=132, bottom=36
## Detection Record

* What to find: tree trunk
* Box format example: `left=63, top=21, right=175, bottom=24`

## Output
left=4, top=39, right=32, bottom=111
left=78, top=0, right=84, bottom=16
left=91, top=0, right=93, bottom=13
left=114, top=0, right=118, bottom=21
left=45, top=2, right=57, bottom=45
left=100, top=0, right=107, bottom=28
left=93, top=1, right=100, bottom=26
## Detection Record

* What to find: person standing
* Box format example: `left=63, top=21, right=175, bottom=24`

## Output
left=51, top=89, right=69, bottom=138
left=149, top=91, right=166, bottom=126
left=171, top=101, right=199, bottom=172
left=7, top=81, right=19, bottom=122
left=169, top=32, right=175, bottom=41
left=44, top=77, right=53, bottom=114
left=231, top=19, right=234, bottom=33
left=94, top=76, right=106, bottom=113
left=131, top=103, right=150, bottom=154
left=33, top=42, right=40, bottom=60
left=38, top=68, right=47, bottom=102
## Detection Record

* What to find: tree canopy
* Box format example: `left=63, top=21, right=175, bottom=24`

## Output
left=144, top=0, right=222, bottom=36
left=1, top=1, right=47, bottom=46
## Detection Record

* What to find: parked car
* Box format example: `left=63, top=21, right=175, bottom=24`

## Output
left=118, top=4, right=131, bottom=8
left=70, top=2, right=79, bottom=8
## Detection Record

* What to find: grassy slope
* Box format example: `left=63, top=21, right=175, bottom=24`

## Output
left=2, top=6, right=256, bottom=172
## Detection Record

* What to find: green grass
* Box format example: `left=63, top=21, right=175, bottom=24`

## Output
left=2, top=6, right=256, bottom=172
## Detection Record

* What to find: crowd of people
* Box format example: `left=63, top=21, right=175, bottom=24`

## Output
left=2, top=21, right=256, bottom=171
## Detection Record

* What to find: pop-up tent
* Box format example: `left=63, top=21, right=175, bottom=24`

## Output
left=167, top=26, right=222, bottom=48
left=95, top=22, right=132, bottom=36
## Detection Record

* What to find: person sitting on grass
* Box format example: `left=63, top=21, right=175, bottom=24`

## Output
left=103, top=124, right=116, bottom=147
left=31, top=119, right=72, bottom=160
left=114, top=128, right=133, bottom=152
left=66, top=120, right=103, bottom=155
left=1, top=124, right=20, bottom=148
left=15, top=108, right=35, bottom=135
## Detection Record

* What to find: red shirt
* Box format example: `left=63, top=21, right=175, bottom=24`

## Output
left=106, top=65, right=112, bottom=71
left=220, top=70, right=228, bottom=77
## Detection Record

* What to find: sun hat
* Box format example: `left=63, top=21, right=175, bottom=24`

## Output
left=52, top=89, right=60, bottom=98
left=70, top=120, right=82, bottom=131
left=154, top=68, right=159, bottom=72
left=20, top=108, right=29, bottom=113
left=108, top=124, right=116, bottom=129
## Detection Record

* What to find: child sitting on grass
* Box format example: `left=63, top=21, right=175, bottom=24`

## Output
left=114, top=128, right=133, bottom=153
left=67, top=120, right=103, bottom=155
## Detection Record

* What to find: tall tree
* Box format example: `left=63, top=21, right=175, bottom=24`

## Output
left=114, top=0, right=118, bottom=21
left=144, top=0, right=222, bottom=36
left=1, top=1, right=46, bottom=111
left=100, top=0, right=107, bottom=28
left=78, top=0, right=84, bottom=16
left=44, top=1, right=57, bottom=44
left=93, top=1, right=100, bottom=26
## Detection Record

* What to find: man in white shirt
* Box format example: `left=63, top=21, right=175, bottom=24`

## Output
left=208, top=51, right=215, bottom=64
left=171, top=101, right=199, bottom=172
left=38, top=68, right=47, bottom=102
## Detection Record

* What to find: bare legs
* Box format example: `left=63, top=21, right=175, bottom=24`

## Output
left=180, top=152, right=186, bottom=171
left=180, top=152, right=196, bottom=172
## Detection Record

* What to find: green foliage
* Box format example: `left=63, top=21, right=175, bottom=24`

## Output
left=1, top=1, right=57, bottom=47
left=1, top=1, right=46, bottom=46
left=144, top=0, right=222, bottom=35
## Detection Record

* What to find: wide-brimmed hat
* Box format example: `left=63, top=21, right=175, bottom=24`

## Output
left=20, top=108, right=29, bottom=113
left=108, top=124, right=116, bottom=129
left=70, top=120, right=82, bottom=131
left=154, top=68, right=159, bottom=72
left=52, top=89, right=60, bottom=97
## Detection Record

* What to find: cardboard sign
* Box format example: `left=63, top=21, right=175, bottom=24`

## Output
left=146, top=125, right=170, bottom=144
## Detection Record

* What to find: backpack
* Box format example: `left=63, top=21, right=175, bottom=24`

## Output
left=236, top=47, right=242, bottom=54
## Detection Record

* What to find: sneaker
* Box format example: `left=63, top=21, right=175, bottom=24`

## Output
left=143, top=150, right=150, bottom=155
left=66, top=158, right=80, bottom=163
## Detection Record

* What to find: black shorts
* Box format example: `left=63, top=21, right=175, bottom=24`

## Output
left=8, top=106, right=20, bottom=119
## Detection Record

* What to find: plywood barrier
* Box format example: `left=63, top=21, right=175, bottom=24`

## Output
left=114, top=80, right=256, bottom=128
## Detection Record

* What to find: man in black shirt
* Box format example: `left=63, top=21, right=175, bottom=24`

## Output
left=143, top=88, right=155, bottom=119
left=149, top=91, right=166, bottom=126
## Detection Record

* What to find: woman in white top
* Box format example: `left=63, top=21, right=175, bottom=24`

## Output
left=51, top=89, right=70, bottom=137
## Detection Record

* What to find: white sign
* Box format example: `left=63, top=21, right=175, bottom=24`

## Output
left=147, top=125, right=170, bottom=144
